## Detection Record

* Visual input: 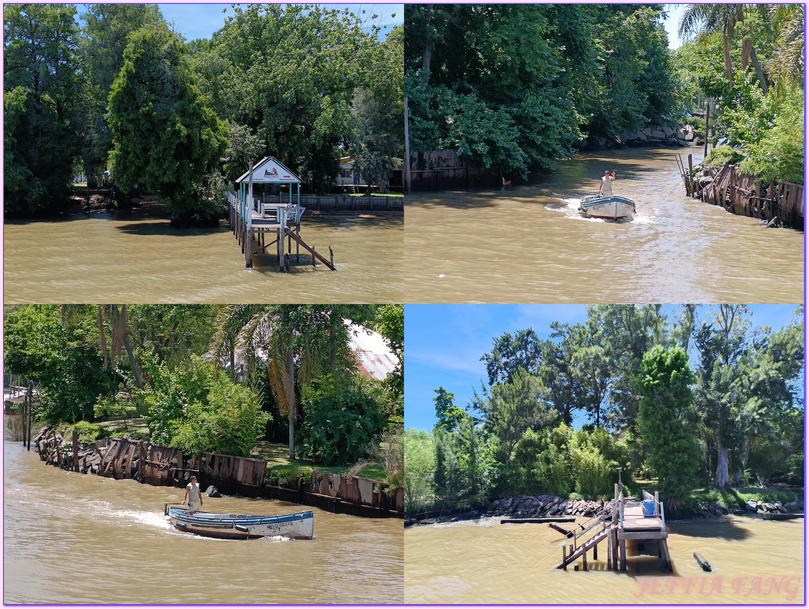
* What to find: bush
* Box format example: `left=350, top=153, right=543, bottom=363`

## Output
left=67, top=421, right=107, bottom=445
left=299, top=374, right=386, bottom=466
left=142, top=355, right=269, bottom=456
left=702, top=145, right=744, bottom=169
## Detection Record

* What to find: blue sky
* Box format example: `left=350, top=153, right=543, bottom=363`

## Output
left=662, top=4, right=688, bottom=50
left=160, top=3, right=402, bottom=41
left=76, top=4, right=403, bottom=42
left=404, top=304, right=803, bottom=431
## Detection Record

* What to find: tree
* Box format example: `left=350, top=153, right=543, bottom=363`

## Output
left=480, top=328, right=541, bottom=386
left=107, top=23, right=226, bottom=225
left=693, top=305, right=752, bottom=489
left=4, top=305, right=115, bottom=424
left=140, top=354, right=268, bottom=456
left=4, top=4, right=81, bottom=215
left=78, top=4, right=164, bottom=184
left=371, top=304, right=404, bottom=420
left=404, top=428, right=436, bottom=514
left=199, top=5, right=383, bottom=193
left=473, top=368, right=555, bottom=467
left=433, top=386, right=469, bottom=432
left=635, top=346, right=700, bottom=499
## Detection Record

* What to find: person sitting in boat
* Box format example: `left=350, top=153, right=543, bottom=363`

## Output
left=183, top=475, right=204, bottom=514
left=598, top=170, right=616, bottom=197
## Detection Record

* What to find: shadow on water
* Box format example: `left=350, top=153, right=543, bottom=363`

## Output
left=669, top=519, right=753, bottom=541
left=114, top=222, right=227, bottom=236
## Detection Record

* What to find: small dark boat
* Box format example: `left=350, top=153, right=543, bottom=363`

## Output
left=579, top=195, right=636, bottom=219
left=165, top=505, right=314, bottom=540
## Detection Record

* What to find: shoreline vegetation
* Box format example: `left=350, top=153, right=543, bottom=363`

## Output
left=405, top=5, right=803, bottom=191
left=5, top=304, right=405, bottom=517
left=5, top=5, right=403, bottom=223
left=406, top=490, right=804, bottom=527
left=404, top=305, right=804, bottom=526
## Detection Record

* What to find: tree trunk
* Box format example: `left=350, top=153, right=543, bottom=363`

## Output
left=722, top=36, right=734, bottom=90
left=123, top=333, right=143, bottom=390
left=404, top=96, right=411, bottom=195
left=715, top=443, right=730, bottom=489
left=748, top=44, right=769, bottom=94
left=97, top=306, right=108, bottom=369
left=286, top=347, right=296, bottom=460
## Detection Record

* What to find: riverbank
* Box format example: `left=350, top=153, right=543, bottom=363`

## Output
left=31, top=427, right=403, bottom=519
left=406, top=492, right=803, bottom=526
left=676, top=153, right=804, bottom=230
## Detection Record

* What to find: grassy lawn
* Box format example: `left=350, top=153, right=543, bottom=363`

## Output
left=607, top=477, right=797, bottom=507
left=250, top=440, right=386, bottom=481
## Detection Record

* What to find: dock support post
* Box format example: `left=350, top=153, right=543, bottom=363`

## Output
left=72, top=428, right=79, bottom=472
left=607, top=529, right=612, bottom=569
left=562, top=545, right=567, bottom=571
left=620, top=538, right=627, bottom=572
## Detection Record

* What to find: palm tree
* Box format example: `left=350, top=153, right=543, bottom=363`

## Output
left=765, top=3, right=805, bottom=90
left=679, top=4, right=769, bottom=94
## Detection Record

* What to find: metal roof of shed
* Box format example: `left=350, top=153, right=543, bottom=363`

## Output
left=236, top=156, right=300, bottom=184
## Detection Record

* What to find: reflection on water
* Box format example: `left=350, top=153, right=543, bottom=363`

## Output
left=404, top=516, right=804, bottom=604
left=405, top=148, right=804, bottom=303
left=3, top=215, right=403, bottom=304
left=3, top=441, right=404, bottom=604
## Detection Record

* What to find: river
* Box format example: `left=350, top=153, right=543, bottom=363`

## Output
left=3, top=215, right=403, bottom=304
left=3, top=439, right=404, bottom=604
left=404, top=516, right=804, bottom=604
left=404, top=148, right=804, bottom=303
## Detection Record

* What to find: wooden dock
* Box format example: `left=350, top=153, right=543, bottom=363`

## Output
left=228, top=192, right=335, bottom=272
left=228, top=156, right=336, bottom=272
left=556, top=487, right=671, bottom=573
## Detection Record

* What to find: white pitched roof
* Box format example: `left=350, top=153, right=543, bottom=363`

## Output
left=236, top=157, right=300, bottom=184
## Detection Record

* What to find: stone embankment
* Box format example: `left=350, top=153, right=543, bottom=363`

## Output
left=407, top=493, right=804, bottom=525
left=584, top=124, right=699, bottom=149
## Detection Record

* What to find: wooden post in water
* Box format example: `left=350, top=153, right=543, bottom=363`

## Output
left=72, top=428, right=79, bottom=472
left=704, top=100, right=711, bottom=158
left=26, top=383, right=33, bottom=451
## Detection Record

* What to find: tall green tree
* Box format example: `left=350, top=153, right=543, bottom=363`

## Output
left=78, top=4, right=164, bottom=183
left=107, top=23, right=226, bottom=225
left=635, top=345, right=700, bottom=499
left=473, top=368, right=555, bottom=467
left=433, top=386, right=469, bottom=433
left=197, top=5, right=382, bottom=193
left=4, top=4, right=81, bottom=215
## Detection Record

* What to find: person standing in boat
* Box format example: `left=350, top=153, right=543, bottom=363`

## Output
left=598, top=170, right=616, bottom=197
left=183, top=475, right=204, bottom=514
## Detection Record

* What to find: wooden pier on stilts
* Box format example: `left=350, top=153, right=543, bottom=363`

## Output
left=229, top=157, right=335, bottom=272
left=555, top=486, right=671, bottom=573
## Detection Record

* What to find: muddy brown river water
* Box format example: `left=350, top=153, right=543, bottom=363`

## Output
left=3, top=215, right=403, bottom=304
left=405, top=148, right=804, bottom=303
left=3, top=440, right=404, bottom=604
left=404, top=516, right=804, bottom=604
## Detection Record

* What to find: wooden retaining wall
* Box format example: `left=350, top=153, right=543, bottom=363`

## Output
left=260, top=194, right=403, bottom=212
left=676, top=155, right=804, bottom=229
left=33, top=431, right=402, bottom=518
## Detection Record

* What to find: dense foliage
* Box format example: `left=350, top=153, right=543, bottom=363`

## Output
left=404, top=305, right=804, bottom=514
left=3, top=5, right=402, bottom=217
left=675, top=4, right=804, bottom=184
left=405, top=4, right=680, bottom=177
left=4, top=304, right=402, bottom=472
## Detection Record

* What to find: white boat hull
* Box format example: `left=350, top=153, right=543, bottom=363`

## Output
left=579, top=195, right=635, bottom=219
left=166, top=506, right=314, bottom=540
